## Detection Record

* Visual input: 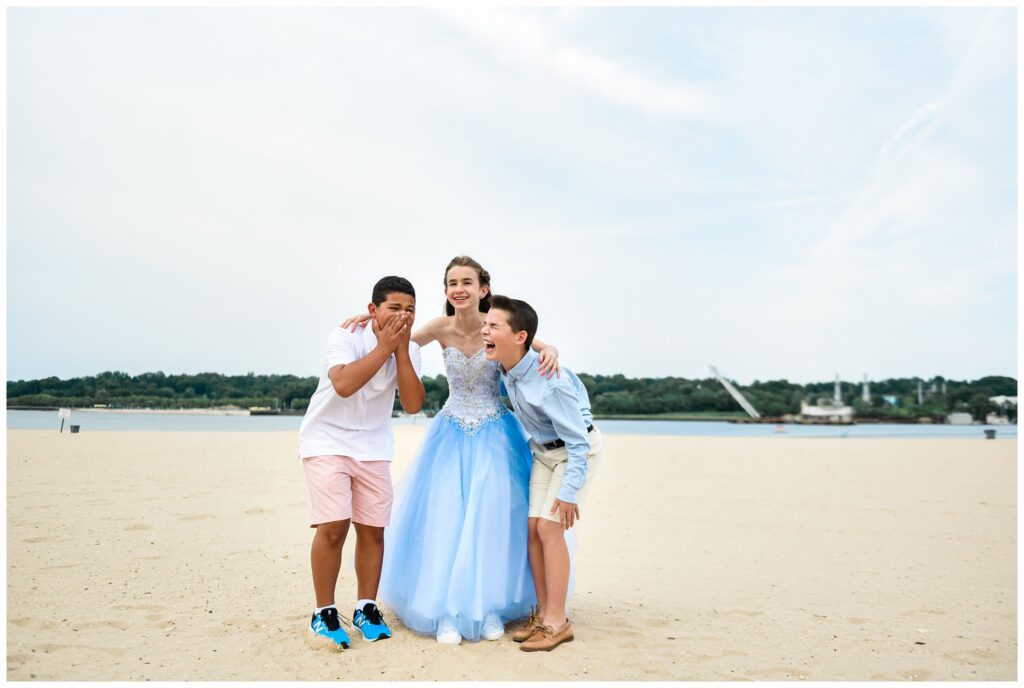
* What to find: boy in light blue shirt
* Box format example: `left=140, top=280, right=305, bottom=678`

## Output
left=482, top=295, right=604, bottom=653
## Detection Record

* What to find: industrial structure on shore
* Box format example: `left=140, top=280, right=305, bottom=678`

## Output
left=709, top=368, right=1016, bottom=426
left=798, top=375, right=854, bottom=424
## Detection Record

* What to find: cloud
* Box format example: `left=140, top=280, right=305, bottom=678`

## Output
left=435, top=7, right=715, bottom=119
left=808, top=7, right=1013, bottom=270
left=684, top=8, right=1016, bottom=380
left=877, top=8, right=1005, bottom=166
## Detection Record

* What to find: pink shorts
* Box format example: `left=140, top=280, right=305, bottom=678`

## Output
left=302, top=455, right=393, bottom=528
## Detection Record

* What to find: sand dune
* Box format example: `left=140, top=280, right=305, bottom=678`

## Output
left=6, top=428, right=1016, bottom=680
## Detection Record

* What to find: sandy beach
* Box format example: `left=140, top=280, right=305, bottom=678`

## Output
left=6, top=428, right=1016, bottom=680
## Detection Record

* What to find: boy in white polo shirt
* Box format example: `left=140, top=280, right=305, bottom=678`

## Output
left=299, top=276, right=425, bottom=650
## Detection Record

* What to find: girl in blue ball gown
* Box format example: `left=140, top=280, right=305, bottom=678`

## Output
left=341, top=256, right=560, bottom=644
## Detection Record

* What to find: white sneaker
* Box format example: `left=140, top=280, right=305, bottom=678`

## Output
left=436, top=616, right=462, bottom=645
left=482, top=612, right=504, bottom=641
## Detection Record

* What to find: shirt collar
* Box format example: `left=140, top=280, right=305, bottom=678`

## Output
left=505, top=349, right=538, bottom=383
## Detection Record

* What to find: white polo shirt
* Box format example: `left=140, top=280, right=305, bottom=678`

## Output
left=298, top=324, right=422, bottom=461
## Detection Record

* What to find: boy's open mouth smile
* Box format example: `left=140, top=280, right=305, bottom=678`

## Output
left=483, top=338, right=495, bottom=352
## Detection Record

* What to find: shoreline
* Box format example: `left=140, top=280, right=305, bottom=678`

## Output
left=8, top=406, right=250, bottom=416
left=7, top=406, right=1014, bottom=427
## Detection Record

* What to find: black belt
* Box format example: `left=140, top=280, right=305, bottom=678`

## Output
left=542, top=425, right=595, bottom=450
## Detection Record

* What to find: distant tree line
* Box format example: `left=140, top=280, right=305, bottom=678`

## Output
left=575, top=374, right=1016, bottom=421
left=6, top=371, right=1016, bottom=421
left=5, top=371, right=451, bottom=414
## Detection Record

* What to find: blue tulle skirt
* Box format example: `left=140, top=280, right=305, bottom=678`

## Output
left=379, top=410, right=536, bottom=641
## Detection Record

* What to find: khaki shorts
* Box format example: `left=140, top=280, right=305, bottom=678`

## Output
left=528, top=427, right=604, bottom=523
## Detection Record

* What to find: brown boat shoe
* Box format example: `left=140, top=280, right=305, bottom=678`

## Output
left=519, top=619, right=574, bottom=652
left=512, top=608, right=543, bottom=643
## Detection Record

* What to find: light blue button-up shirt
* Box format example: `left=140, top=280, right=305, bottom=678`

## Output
left=500, top=349, right=593, bottom=503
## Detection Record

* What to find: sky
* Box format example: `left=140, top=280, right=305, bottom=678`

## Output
left=5, top=6, right=1018, bottom=384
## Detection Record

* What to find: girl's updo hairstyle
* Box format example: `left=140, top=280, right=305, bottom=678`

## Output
left=443, top=256, right=492, bottom=315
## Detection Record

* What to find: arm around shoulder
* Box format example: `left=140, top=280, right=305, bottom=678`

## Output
left=531, top=336, right=561, bottom=378
left=411, top=317, right=445, bottom=348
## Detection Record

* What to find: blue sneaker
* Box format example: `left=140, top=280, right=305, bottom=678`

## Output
left=353, top=603, right=392, bottom=642
left=309, top=608, right=350, bottom=649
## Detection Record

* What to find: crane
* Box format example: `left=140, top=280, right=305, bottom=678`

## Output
left=708, top=365, right=762, bottom=420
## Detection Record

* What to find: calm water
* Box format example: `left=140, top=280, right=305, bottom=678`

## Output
left=6, top=409, right=1016, bottom=439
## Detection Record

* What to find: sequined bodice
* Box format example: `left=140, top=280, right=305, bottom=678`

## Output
left=438, top=348, right=507, bottom=435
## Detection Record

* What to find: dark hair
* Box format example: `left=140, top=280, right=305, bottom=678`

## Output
left=371, top=276, right=416, bottom=306
left=443, top=256, right=492, bottom=316
left=489, top=294, right=538, bottom=351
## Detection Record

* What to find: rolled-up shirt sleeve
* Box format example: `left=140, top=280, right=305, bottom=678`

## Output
left=543, top=385, right=592, bottom=503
